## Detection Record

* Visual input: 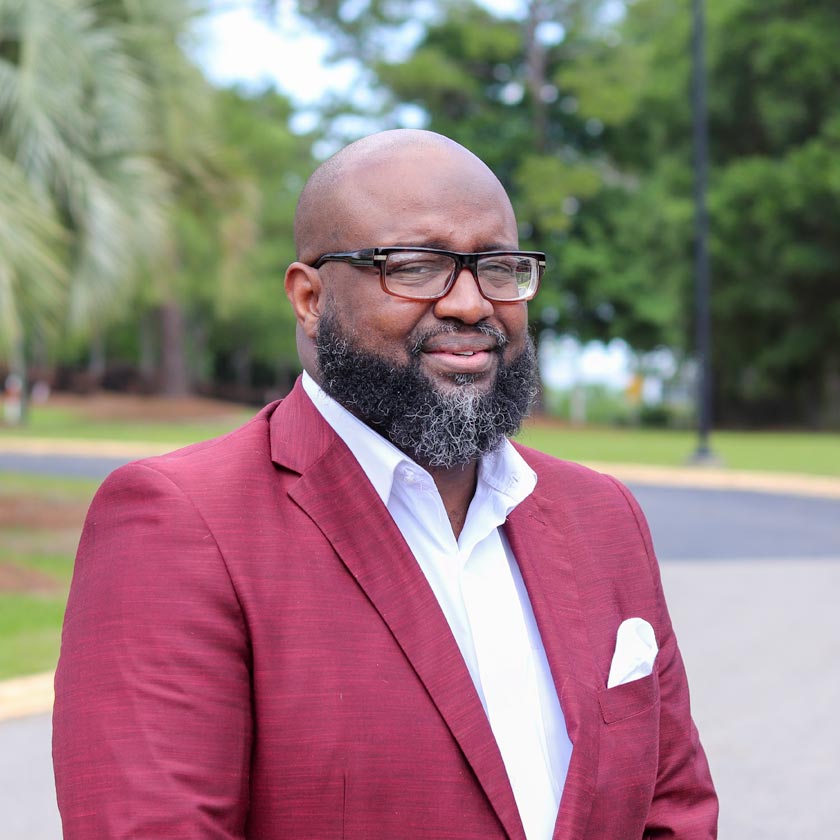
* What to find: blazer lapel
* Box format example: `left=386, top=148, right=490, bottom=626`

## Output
left=505, top=490, right=601, bottom=840
left=269, top=382, right=526, bottom=840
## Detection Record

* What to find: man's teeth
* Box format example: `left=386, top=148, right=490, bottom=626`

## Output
left=453, top=351, right=475, bottom=356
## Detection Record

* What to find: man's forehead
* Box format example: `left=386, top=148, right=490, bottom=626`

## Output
left=295, top=130, right=513, bottom=259
left=340, top=164, right=515, bottom=248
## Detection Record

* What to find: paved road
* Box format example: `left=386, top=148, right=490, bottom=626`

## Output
left=2, top=452, right=839, bottom=838
left=631, top=484, right=840, bottom=560
left=0, top=452, right=129, bottom=479
left=0, top=713, right=61, bottom=839
left=4, top=450, right=839, bottom=562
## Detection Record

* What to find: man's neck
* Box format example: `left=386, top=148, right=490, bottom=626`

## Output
left=426, top=461, right=479, bottom=539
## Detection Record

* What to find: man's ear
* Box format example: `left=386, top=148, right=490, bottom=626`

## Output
left=285, top=262, right=324, bottom=340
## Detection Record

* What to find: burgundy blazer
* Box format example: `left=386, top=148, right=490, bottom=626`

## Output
left=53, top=379, right=717, bottom=838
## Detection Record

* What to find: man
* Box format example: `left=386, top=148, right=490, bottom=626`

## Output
left=53, top=130, right=718, bottom=839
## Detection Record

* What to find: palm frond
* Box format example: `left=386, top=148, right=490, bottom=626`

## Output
left=0, top=152, right=68, bottom=357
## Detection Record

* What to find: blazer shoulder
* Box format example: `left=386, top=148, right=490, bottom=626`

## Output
left=511, top=440, right=650, bottom=541
left=102, top=399, right=284, bottom=498
left=512, top=440, right=625, bottom=496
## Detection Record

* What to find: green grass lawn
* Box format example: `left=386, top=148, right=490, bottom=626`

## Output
left=0, top=472, right=97, bottom=680
left=0, top=596, right=70, bottom=680
left=517, top=423, right=840, bottom=477
left=0, top=404, right=254, bottom=445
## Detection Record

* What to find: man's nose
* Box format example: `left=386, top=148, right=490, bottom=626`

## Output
left=432, top=267, right=495, bottom=323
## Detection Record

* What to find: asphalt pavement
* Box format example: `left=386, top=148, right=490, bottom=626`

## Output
left=1, top=448, right=839, bottom=838
left=631, top=484, right=840, bottom=560
left=0, top=712, right=61, bottom=839
left=0, top=452, right=128, bottom=479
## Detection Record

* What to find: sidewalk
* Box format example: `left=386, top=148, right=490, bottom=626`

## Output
left=0, top=673, right=54, bottom=722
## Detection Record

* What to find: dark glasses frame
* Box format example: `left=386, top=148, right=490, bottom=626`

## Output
left=309, top=246, right=545, bottom=302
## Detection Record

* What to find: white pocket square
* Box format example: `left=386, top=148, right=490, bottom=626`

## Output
left=607, top=617, right=658, bottom=688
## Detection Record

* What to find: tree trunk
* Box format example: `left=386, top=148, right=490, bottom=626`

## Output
left=232, top=346, right=252, bottom=392
left=819, top=356, right=840, bottom=429
left=138, top=310, right=158, bottom=384
left=3, top=334, right=28, bottom=425
left=88, top=330, right=107, bottom=383
left=159, top=299, right=190, bottom=396
left=524, top=1, right=549, bottom=153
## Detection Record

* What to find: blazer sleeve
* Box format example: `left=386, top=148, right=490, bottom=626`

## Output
left=608, top=477, right=719, bottom=839
left=53, top=462, right=253, bottom=839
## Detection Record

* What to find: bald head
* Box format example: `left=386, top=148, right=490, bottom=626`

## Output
left=293, top=130, right=515, bottom=263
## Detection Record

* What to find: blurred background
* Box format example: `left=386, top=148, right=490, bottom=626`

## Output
left=2, top=0, right=839, bottom=430
left=1, top=1, right=839, bottom=838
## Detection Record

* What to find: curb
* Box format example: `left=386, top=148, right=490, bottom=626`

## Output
left=0, top=437, right=178, bottom=459
left=0, top=672, right=54, bottom=722
left=585, top=462, right=840, bottom=500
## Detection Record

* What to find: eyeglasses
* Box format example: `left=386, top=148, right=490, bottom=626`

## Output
left=310, top=246, right=544, bottom=303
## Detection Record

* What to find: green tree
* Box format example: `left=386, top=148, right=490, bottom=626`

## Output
left=193, top=87, right=315, bottom=397
left=88, top=0, right=234, bottom=396
left=0, top=0, right=277, bottom=401
left=0, top=0, right=172, bottom=410
left=564, top=0, right=840, bottom=426
left=92, top=84, right=316, bottom=400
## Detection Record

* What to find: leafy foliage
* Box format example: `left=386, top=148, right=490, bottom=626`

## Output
left=201, top=88, right=314, bottom=393
left=0, top=0, right=171, bottom=361
left=1, top=0, right=313, bottom=400
left=584, top=0, right=840, bottom=425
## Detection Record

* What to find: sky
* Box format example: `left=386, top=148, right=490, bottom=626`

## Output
left=192, top=2, right=355, bottom=105
left=192, top=0, right=525, bottom=106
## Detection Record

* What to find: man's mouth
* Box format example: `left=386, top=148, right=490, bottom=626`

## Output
left=420, top=336, right=501, bottom=355
left=421, top=344, right=498, bottom=376
left=410, top=326, right=508, bottom=378
left=412, top=324, right=508, bottom=356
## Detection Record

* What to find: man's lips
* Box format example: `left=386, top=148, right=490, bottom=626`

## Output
left=419, top=335, right=502, bottom=374
left=420, top=336, right=500, bottom=355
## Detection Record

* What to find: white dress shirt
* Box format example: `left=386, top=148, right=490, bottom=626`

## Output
left=301, top=372, right=572, bottom=840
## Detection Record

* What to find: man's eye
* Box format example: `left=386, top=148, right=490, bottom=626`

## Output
left=481, top=262, right=520, bottom=282
left=390, top=261, right=436, bottom=274
left=387, top=258, right=450, bottom=280
left=482, top=262, right=515, bottom=274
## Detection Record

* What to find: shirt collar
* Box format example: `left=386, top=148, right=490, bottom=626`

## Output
left=301, top=371, right=537, bottom=511
left=476, top=440, right=537, bottom=515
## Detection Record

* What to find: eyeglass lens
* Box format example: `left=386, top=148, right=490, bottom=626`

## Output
left=383, top=252, right=537, bottom=300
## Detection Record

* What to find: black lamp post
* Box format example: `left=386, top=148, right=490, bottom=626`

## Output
left=691, top=0, right=716, bottom=463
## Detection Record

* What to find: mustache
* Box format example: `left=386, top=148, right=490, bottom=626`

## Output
left=409, top=323, right=508, bottom=356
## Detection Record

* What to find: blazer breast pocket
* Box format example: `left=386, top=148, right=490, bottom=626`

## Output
left=597, top=671, right=659, bottom=725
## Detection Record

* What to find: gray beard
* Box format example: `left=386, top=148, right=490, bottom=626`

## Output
left=315, top=311, right=539, bottom=469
